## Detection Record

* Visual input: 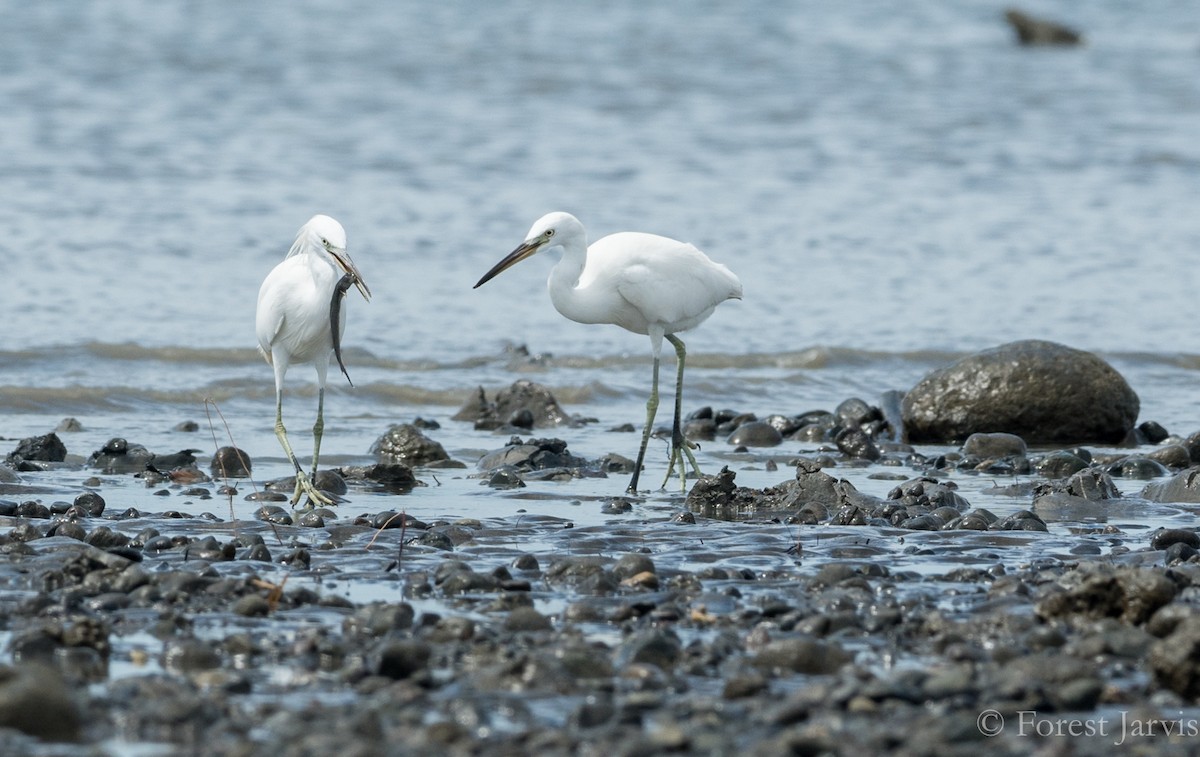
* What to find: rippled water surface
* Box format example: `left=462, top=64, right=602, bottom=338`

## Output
left=1, top=1, right=1199, bottom=525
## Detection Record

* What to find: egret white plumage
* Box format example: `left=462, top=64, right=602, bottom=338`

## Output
left=474, top=212, right=741, bottom=493
left=256, top=214, right=371, bottom=507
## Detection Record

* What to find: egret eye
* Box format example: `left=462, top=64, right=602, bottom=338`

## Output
left=545, top=229, right=555, bottom=238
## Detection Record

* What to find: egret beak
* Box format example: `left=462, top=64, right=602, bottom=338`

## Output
left=474, top=239, right=543, bottom=288
left=330, top=248, right=371, bottom=301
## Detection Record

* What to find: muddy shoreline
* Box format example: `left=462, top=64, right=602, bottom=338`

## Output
left=4, top=401, right=1200, bottom=755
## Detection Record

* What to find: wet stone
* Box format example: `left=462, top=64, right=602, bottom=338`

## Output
left=901, top=340, right=1138, bottom=444
left=0, top=663, right=83, bottom=742
left=296, top=511, right=325, bottom=528
left=1035, top=450, right=1089, bottom=478
left=992, top=510, right=1048, bottom=532
left=600, top=498, right=633, bottom=514
left=493, top=379, right=571, bottom=427
left=162, top=640, right=222, bottom=673
left=233, top=595, right=271, bottom=618
left=1165, top=542, right=1198, bottom=564
left=1150, top=619, right=1200, bottom=699
left=438, top=567, right=498, bottom=594
left=417, top=531, right=454, bottom=551
left=245, top=490, right=288, bottom=503
left=15, top=501, right=51, bottom=519
left=87, top=438, right=155, bottom=474
left=360, top=462, right=420, bottom=492
left=617, top=630, right=682, bottom=670
left=55, top=417, right=84, bottom=433
left=242, top=543, right=272, bottom=562
left=1150, top=528, right=1200, bottom=551
left=279, top=548, right=310, bottom=569
left=504, top=606, right=553, bottom=632
left=6, top=432, right=67, bottom=464
left=1109, top=456, right=1169, bottom=480
left=478, top=437, right=590, bottom=473
left=726, top=421, right=783, bottom=448
left=370, top=424, right=451, bottom=467
left=85, top=526, right=130, bottom=550
left=1142, top=467, right=1200, bottom=503
left=377, top=640, right=432, bottom=680
left=255, top=505, right=293, bottom=526
left=209, top=446, right=252, bottom=477
left=50, top=522, right=87, bottom=541
left=751, top=637, right=851, bottom=675
left=513, top=554, right=540, bottom=572
left=835, top=427, right=881, bottom=461
left=313, top=469, right=347, bottom=495
left=1147, top=443, right=1191, bottom=469
left=370, top=510, right=412, bottom=530
left=345, top=603, right=415, bottom=637
left=962, top=432, right=1027, bottom=459
left=612, top=553, right=656, bottom=581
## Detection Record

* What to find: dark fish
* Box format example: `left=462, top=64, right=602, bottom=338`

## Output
left=330, top=273, right=355, bottom=385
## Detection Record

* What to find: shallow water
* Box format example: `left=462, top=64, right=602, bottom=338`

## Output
left=1, top=3, right=1199, bottom=524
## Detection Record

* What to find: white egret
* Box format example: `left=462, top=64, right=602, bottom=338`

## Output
left=474, top=212, right=741, bottom=493
left=256, top=214, right=371, bottom=507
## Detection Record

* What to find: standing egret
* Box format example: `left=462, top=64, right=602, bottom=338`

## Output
left=256, top=214, right=371, bottom=507
left=474, top=212, right=741, bottom=493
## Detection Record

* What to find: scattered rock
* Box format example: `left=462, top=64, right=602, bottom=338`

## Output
left=0, top=664, right=83, bottom=741
left=209, top=447, right=252, bottom=477
left=962, top=432, right=1027, bottom=459
left=370, top=424, right=451, bottom=467
left=453, top=380, right=571, bottom=429
left=477, top=437, right=590, bottom=473
left=87, top=439, right=155, bottom=474
left=7, top=432, right=67, bottom=464
left=1150, top=618, right=1200, bottom=700
left=1142, top=467, right=1200, bottom=503
left=727, top=421, right=783, bottom=448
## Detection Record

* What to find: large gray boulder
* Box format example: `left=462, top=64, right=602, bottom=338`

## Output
left=901, top=340, right=1139, bottom=444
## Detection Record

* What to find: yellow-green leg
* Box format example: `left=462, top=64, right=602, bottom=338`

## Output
left=275, top=390, right=333, bottom=508
left=311, top=388, right=325, bottom=479
left=626, top=355, right=661, bottom=494
left=660, top=334, right=701, bottom=490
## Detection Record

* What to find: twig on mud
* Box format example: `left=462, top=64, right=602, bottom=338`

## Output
left=365, top=510, right=409, bottom=574
left=250, top=573, right=290, bottom=613
left=366, top=510, right=407, bottom=550
left=203, top=398, right=260, bottom=525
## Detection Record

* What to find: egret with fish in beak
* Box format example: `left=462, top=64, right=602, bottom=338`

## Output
left=256, top=214, right=371, bottom=507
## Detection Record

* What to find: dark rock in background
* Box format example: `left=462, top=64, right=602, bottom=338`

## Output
left=1004, top=8, right=1083, bottom=46
left=453, top=380, right=571, bottom=429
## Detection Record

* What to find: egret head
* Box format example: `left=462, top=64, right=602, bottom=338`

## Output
left=474, top=211, right=583, bottom=288
left=292, top=214, right=372, bottom=301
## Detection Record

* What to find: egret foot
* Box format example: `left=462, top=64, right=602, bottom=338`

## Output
left=290, top=471, right=335, bottom=509
left=661, top=434, right=703, bottom=491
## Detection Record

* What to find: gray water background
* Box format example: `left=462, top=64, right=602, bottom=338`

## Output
left=1, top=1, right=1199, bottom=524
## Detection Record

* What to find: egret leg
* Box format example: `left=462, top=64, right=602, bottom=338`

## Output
left=626, top=355, right=662, bottom=494
left=311, top=388, right=325, bottom=479
left=660, top=334, right=702, bottom=490
left=273, top=390, right=333, bottom=509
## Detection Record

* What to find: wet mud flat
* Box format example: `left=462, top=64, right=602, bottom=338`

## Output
left=3, top=454, right=1200, bottom=756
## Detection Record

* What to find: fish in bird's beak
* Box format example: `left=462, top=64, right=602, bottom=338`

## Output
left=329, top=247, right=372, bottom=301
left=473, top=238, right=544, bottom=288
